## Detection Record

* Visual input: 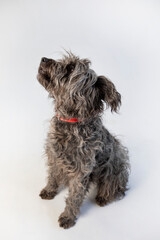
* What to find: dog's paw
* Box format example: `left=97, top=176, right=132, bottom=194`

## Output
left=39, top=189, right=57, bottom=200
left=95, top=196, right=108, bottom=207
left=58, top=213, right=76, bottom=229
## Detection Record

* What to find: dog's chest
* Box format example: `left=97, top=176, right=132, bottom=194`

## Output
left=48, top=124, right=101, bottom=176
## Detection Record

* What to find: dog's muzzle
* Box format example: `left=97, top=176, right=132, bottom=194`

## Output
left=41, top=57, right=54, bottom=64
left=39, top=57, right=55, bottom=74
left=42, top=57, right=50, bottom=63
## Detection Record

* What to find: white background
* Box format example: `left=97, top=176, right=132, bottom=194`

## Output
left=0, top=0, right=160, bottom=239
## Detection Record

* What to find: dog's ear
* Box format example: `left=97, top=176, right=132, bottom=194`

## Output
left=95, top=76, right=121, bottom=112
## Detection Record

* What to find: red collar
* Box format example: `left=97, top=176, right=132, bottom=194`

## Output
left=57, top=114, right=82, bottom=123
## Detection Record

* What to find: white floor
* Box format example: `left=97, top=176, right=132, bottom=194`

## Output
left=0, top=1, right=160, bottom=239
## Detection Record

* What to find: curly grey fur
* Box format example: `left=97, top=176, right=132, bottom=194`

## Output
left=37, top=52, right=130, bottom=229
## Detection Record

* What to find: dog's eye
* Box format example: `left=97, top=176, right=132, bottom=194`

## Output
left=66, top=63, right=75, bottom=73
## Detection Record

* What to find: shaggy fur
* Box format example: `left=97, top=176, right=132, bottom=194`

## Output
left=37, top=52, right=130, bottom=229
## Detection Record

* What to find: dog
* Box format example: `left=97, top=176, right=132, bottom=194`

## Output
left=37, top=52, right=130, bottom=229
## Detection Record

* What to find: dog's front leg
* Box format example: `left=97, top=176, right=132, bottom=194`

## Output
left=39, top=150, right=61, bottom=200
left=39, top=165, right=59, bottom=200
left=58, top=175, right=89, bottom=229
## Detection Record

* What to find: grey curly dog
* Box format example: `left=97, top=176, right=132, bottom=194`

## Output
left=37, top=52, right=130, bottom=229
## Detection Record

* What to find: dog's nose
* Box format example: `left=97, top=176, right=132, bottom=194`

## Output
left=42, top=57, right=50, bottom=63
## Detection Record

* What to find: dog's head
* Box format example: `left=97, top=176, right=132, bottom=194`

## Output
left=37, top=53, right=121, bottom=120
